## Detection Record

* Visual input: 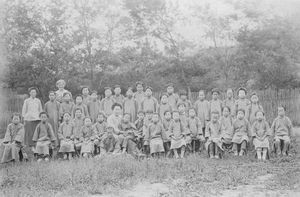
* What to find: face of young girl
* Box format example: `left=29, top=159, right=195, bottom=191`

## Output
left=212, top=113, right=219, bottom=122
left=138, top=113, right=144, bottom=120
left=227, top=89, right=233, bottom=98
left=57, top=82, right=64, bottom=89
left=40, top=114, right=48, bottom=123
left=164, top=112, right=171, bottom=120
left=212, top=92, right=218, bottom=100
left=126, top=89, right=133, bottom=97
left=114, top=87, right=121, bottom=95
left=146, top=113, right=153, bottom=120
left=76, top=97, right=83, bottom=104
left=64, top=113, right=71, bottom=122
left=136, top=84, right=143, bottom=92
left=82, top=88, right=89, bottom=96
left=113, top=106, right=122, bottom=116
left=152, top=114, right=159, bottom=123
left=30, top=90, right=37, bottom=98
left=238, top=90, right=246, bottom=99
left=123, top=114, right=130, bottom=123
left=12, top=116, right=20, bottom=124
left=161, top=95, right=168, bottom=104
left=75, top=110, right=82, bottom=118
left=189, top=110, right=196, bottom=117
left=167, top=87, right=174, bottom=94
left=84, top=118, right=92, bottom=126
left=97, top=115, right=104, bottom=122
left=198, top=91, right=205, bottom=100
left=49, top=93, right=55, bottom=101
left=223, top=108, right=230, bottom=117
left=173, top=112, right=179, bottom=120
left=145, top=89, right=152, bottom=97
left=91, top=93, right=97, bottom=100
left=178, top=105, right=185, bottom=113
left=251, top=95, right=258, bottom=104
left=278, top=107, right=285, bottom=116
left=105, top=89, right=112, bottom=97
left=180, top=95, right=187, bottom=101
left=237, top=111, right=245, bottom=119
left=256, top=112, right=264, bottom=120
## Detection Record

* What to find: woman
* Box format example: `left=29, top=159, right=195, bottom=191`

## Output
left=22, top=87, right=43, bottom=150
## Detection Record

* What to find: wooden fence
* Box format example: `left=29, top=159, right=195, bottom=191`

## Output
left=1, top=88, right=300, bottom=138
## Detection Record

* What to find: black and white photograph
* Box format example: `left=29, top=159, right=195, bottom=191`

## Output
left=0, top=0, right=300, bottom=196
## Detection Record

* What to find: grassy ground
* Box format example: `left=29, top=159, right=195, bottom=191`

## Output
left=0, top=137, right=300, bottom=196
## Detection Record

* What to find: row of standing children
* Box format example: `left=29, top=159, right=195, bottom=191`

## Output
left=0, top=80, right=295, bottom=163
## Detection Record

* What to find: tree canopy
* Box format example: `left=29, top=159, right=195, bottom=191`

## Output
left=1, top=0, right=300, bottom=100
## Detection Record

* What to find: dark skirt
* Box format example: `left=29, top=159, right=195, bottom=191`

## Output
left=24, top=120, right=40, bottom=147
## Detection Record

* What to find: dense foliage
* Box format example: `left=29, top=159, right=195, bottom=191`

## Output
left=2, top=0, right=300, bottom=100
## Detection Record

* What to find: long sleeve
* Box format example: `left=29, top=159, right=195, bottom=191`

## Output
left=22, top=99, right=28, bottom=118
left=32, top=125, right=40, bottom=142
left=3, top=125, right=12, bottom=143
left=205, top=123, right=210, bottom=138
left=48, top=123, right=56, bottom=141
left=38, top=99, right=43, bottom=114
left=15, top=125, right=25, bottom=143
left=58, top=124, right=64, bottom=140
left=197, top=118, right=203, bottom=136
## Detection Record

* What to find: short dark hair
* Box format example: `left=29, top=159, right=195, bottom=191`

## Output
left=222, top=106, right=231, bottom=113
left=112, top=103, right=122, bottom=110
left=237, top=108, right=245, bottom=115
left=39, top=112, right=48, bottom=117
left=11, top=113, right=22, bottom=120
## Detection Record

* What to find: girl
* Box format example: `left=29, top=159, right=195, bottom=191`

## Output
left=141, top=86, right=159, bottom=113
left=187, top=108, right=204, bottom=153
left=55, top=79, right=71, bottom=103
left=72, top=108, right=85, bottom=154
left=145, top=113, right=165, bottom=157
left=205, top=111, right=223, bottom=159
left=133, top=81, right=145, bottom=112
left=72, top=95, right=89, bottom=118
left=32, top=112, right=56, bottom=162
left=87, top=91, right=101, bottom=122
left=178, top=90, right=192, bottom=114
left=1, top=113, right=26, bottom=163
left=44, top=91, right=60, bottom=147
left=210, top=88, right=222, bottom=118
left=158, top=93, right=172, bottom=120
left=100, top=87, right=116, bottom=117
left=166, top=83, right=179, bottom=111
left=222, top=88, right=236, bottom=118
left=169, top=111, right=186, bottom=159
left=271, top=106, right=293, bottom=156
left=81, top=86, right=91, bottom=106
left=220, top=106, right=234, bottom=151
left=123, top=87, right=139, bottom=122
left=252, top=111, right=270, bottom=160
left=59, top=92, right=75, bottom=121
left=235, top=87, right=250, bottom=118
left=80, top=117, right=96, bottom=157
left=101, top=125, right=118, bottom=154
left=232, top=109, right=251, bottom=156
left=58, top=112, right=75, bottom=160
left=113, top=85, right=125, bottom=106
left=93, top=112, right=107, bottom=152
left=135, top=111, right=145, bottom=150
left=194, top=90, right=210, bottom=137
left=22, top=87, right=43, bottom=149
left=142, top=110, right=154, bottom=156
left=178, top=102, right=190, bottom=149
left=162, top=111, right=172, bottom=157
left=248, top=92, right=263, bottom=125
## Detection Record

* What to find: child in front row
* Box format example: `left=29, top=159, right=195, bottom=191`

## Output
left=93, top=112, right=107, bottom=154
left=232, top=109, right=251, bottom=156
left=169, top=111, right=186, bottom=159
left=205, top=111, right=223, bottom=159
left=1, top=113, right=26, bottom=163
left=220, top=106, right=234, bottom=151
left=251, top=111, right=270, bottom=161
left=58, top=112, right=75, bottom=160
left=80, top=117, right=96, bottom=158
left=145, top=113, right=166, bottom=157
left=135, top=111, right=145, bottom=150
left=32, top=112, right=56, bottom=162
left=162, top=111, right=172, bottom=157
left=271, top=106, right=294, bottom=156
left=187, top=108, right=204, bottom=153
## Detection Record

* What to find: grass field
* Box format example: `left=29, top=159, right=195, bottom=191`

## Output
left=0, top=136, right=300, bottom=197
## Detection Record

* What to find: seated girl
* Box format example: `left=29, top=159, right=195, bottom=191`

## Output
left=58, top=112, right=75, bottom=160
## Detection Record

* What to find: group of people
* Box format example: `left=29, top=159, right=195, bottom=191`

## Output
left=0, top=79, right=295, bottom=163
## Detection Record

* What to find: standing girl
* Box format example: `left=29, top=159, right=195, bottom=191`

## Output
left=22, top=87, right=43, bottom=150
left=247, top=92, right=263, bottom=125
left=158, top=93, right=172, bottom=120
